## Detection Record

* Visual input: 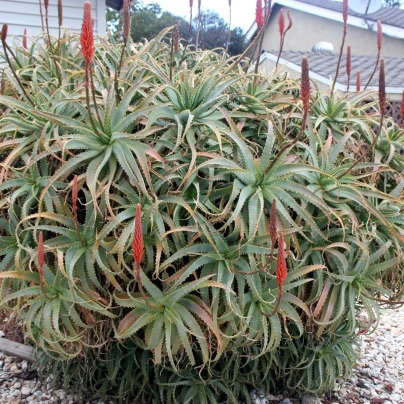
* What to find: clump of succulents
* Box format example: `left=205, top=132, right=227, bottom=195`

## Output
left=0, top=1, right=404, bottom=402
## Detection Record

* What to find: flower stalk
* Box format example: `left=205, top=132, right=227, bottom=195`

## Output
left=365, top=20, right=382, bottom=90
left=331, top=0, right=348, bottom=93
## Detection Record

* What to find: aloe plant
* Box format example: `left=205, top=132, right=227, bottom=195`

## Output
left=0, top=5, right=403, bottom=402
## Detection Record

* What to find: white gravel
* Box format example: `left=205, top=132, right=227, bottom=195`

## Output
left=1, top=306, right=403, bottom=404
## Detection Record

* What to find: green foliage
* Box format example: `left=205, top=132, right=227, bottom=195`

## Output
left=1, top=24, right=404, bottom=403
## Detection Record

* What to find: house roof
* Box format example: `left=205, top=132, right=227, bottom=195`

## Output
left=261, top=50, right=404, bottom=92
left=297, top=0, right=404, bottom=29
left=246, top=0, right=404, bottom=42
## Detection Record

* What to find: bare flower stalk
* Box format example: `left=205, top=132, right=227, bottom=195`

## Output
left=37, top=232, right=52, bottom=299
left=1, top=24, right=35, bottom=106
left=225, top=0, right=232, bottom=55
left=269, top=199, right=277, bottom=259
left=265, top=57, right=310, bottom=174
left=346, top=45, right=351, bottom=92
left=331, top=0, right=348, bottom=93
left=0, top=72, right=5, bottom=95
left=196, top=0, right=202, bottom=49
left=364, top=20, right=382, bottom=90
left=72, top=175, right=83, bottom=242
left=23, top=29, right=28, bottom=49
left=224, top=0, right=271, bottom=75
left=337, top=59, right=385, bottom=178
left=170, top=21, right=180, bottom=80
left=180, top=0, right=194, bottom=64
left=275, top=9, right=292, bottom=69
left=115, top=0, right=131, bottom=102
left=58, top=0, right=63, bottom=56
left=38, top=0, right=45, bottom=31
left=401, top=91, right=404, bottom=128
left=356, top=70, right=361, bottom=91
left=254, top=0, right=272, bottom=85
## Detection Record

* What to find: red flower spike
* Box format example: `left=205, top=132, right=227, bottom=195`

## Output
left=379, top=59, right=386, bottom=115
left=38, top=231, right=45, bottom=270
left=301, top=57, right=310, bottom=113
left=1, top=24, right=8, bottom=42
left=342, top=0, right=348, bottom=23
left=23, top=29, right=27, bottom=49
left=122, top=0, right=131, bottom=42
left=276, top=233, right=287, bottom=289
left=58, top=0, right=63, bottom=26
left=269, top=199, right=277, bottom=249
left=80, top=2, right=94, bottom=66
left=72, top=175, right=78, bottom=221
left=377, top=20, right=382, bottom=51
left=256, top=0, right=264, bottom=29
left=278, top=9, right=285, bottom=35
left=132, top=204, right=144, bottom=266
left=346, top=45, right=351, bottom=76
left=356, top=70, right=361, bottom=91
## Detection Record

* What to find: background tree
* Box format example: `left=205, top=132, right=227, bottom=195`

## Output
left=382, top=0, right=402, bottom=6
left=106, top=1, right=246, bottom=55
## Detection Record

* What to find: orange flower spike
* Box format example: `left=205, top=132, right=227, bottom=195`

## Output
left=377, top=20, right=382, bottom=51
left=132, top=203, right=144, bottom=266
left=276, top=233, right=287, bottom=289
left=379, top=59, right=386, bottom=115
left=301, top=57, right=310, bottom=114
left=342, top=0, right=348, bottom=23
left=80, top=2, right=94, bottom=66
left=346, top=45, right=351, bottom=76
left=58, top=0, right=63, bottom=26
left=122, top=0, right=131, bottom=43
left=256, top=0, right=264, bottom=28
left=1, top=24, right=8, bottom=42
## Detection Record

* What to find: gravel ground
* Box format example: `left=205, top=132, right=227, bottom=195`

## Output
left=0, top=306, right=403, bottom=404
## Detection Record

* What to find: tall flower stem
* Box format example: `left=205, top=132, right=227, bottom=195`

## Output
left=331, top=0, right=348, bottom=94
left=196, top=0, right=202, bottom=49
left=253, top=0, right=272, bottom=85
left=337, top=59, right=385, bottom=178
left=180, top=0, right=194, bottom=64
left=85, top=67, right=101, bottom=137
left=38, top=0, right=45, bottom=31
left=1, top=25, right=34, bottom=106
left=225, top=0, right=232, bottom=55
left=364, top=20, right=382, bottom=90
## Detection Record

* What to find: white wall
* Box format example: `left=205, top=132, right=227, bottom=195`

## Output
left=0, top=0, right=106, bottom=40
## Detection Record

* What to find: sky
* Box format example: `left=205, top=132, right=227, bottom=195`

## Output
left=142, top=0, right=256, bottom=32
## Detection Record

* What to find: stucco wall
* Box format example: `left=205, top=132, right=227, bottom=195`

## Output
left=261, top=6, right=404, bottom=58
left=0, top=0, right=106, bottom=39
